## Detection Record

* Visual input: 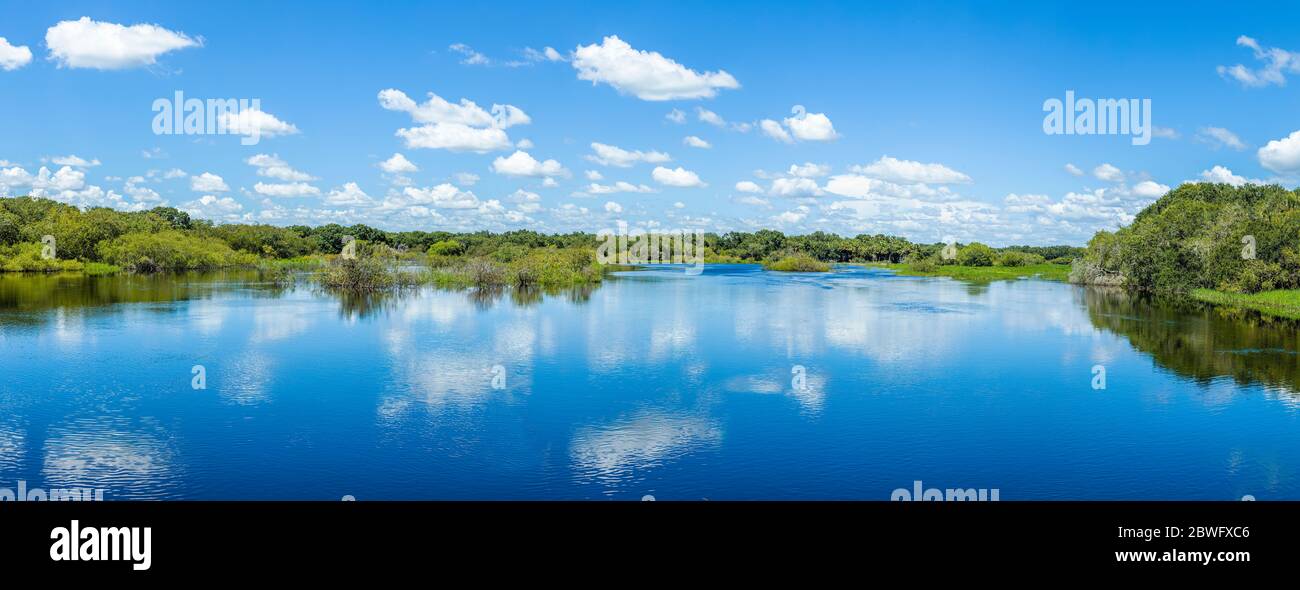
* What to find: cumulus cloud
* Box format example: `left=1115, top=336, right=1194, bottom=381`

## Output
left=696, top=107, right=725, bottom=126
left=379, top=88, right=527, bottom=152
left=190, top=172, right=229, bottom=193
left=1131, top=180, right=1170, bottom=198
left=1092, top=163, right=1125, bottom=182
left=378, top=153, right=418, bottom=174
left=182, top=195, right=243, bottom=217
left=604, top=201, right=623, bottom=213
left=219, top=109, right=300, bottom=139
left=1197, top=165, right=1261, bottom=187
left=760, top=106, right=839, bottom=143
left=586, top=142, right=671, bottom=167
left=491, top=150, right=568, bottom=178
left=769, top=177, right=823, bottom=198
left=47, top=155, right=101, bottom=167
left=45, top=17, right=201, bottom=70
left=247, top=153, right=313, bottom=181
left=580, top=181, right=656, bottom=195
left=323, top=182, right=374, bottom=206
left=254, top=182, right=320, bottom=197
left=1258, top=130, right=1300, bottom=173
left=1217, top=35, right=1300, bottom=87
left=401, top=183, right=480, bottom=209
left=683, top=136, right=711, bottom=149
left=0, top=37, right=33, bottom=71
left=571, top=35, right=739, bottom=100
left=665, top=109, right=686, bottom=124
left=1196, top=126, right=1247, bottom=150
left=651, top=166, right=705, bottom=188
left=1065, top=163, right=1084, bottom=176
left=850, top=156, right=971, bottom=184
left=734, top=180, right=763, bottom=193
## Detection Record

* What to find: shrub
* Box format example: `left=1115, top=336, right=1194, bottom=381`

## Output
left=907, top=254, right=939, bottom=273
left=427, top=239, right=465, bottom=257
left=956, top=242, right=995, bottom=266
left=996, top=250, right=1045, bottom=267
left=0, top=242, right=85, bottom=272
left=763, top=254, right=831, bottom=272
left=95, top=231, right=256, bottom=272
left=318, top=256, right=395, bottom=291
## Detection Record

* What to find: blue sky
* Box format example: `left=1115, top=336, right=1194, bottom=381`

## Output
left=2, top=1, right=1299, bottom=245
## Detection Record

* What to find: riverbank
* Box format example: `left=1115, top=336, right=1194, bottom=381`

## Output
left=867, top=262, right=1071, bottom=282
left=1191, top=289, right=1300, bottom=320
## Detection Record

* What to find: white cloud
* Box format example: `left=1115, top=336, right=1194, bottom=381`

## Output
left=45, top=17, right=200, bottom=70
left=571, top=35, right=740, bottom=100
left=1258, top=130, right=1300, bottom=173
left=1065, top=163, right=1084, bottom=176
left=851, top=156, right=971, bottom=184
left=379, top=88, right=526, bottom=152
left=1197, top=126, right=1247, bottom=150
left=734, top=180, right=763, bottom=193
left=683, top=136, right=711, bottom=149
left=402, top=183, right=480, bottom=209
left=769, top=177, right=823, bottom=198
left=515, top=138, right=534, bottom=149
left=582, top=181, right=655, bottom=194
left=183, top=195, right=243, bottom=217
left=696, top=107, right=725, bottom=126
left=247, top=153, right=313, bottom=181
left=378, top=153, right=418, bottom=174
left=586, top=142, right=671, bottom=167
left=1217, top=35, right=1300, bottom=87
left=784, top=107, right=838, bottom=141
left=323, top=182, right=373, bottom=206
left=219, top=109, right=300, bottom=139
left=585, top=170, right=603, bottom=181
left=604, top=201, right=623, bottom=213
left=48, top=155, right=101, bottom=167
left=190, top=172, right=229, bottom=193
left=1197, top=165, right=1260, bottom=187
left=253, top=182, right=320, bottom=197
left=491, top=150, right=568, bottom=178
left=454, top=172, right=480, bottom=186
left=651, top=166, right=705, bottom=188
left=759, top=119, right=792, bottom=143
left=449, top=43, right=489, bottom=66
left=665, top=109, right=686, bottom=124
left=787, top=162, right=830, bottom=178
left=0, top=37, right=33, bottom=71
left=1131, top=180, right=1170, bottom=198
left=1092, top=163, right=1125, bottom=182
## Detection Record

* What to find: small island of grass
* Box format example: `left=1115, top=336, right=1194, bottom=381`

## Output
left=763, top=254, right=831, bottom=272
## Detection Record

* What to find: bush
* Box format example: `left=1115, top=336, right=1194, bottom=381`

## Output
left=0, top=242, right=85, bottom=272
left=318, top=256, right=395, bottom=291
left=427, top=239, right=465, bottom=257
left=95, top=231, right=257, bottom=272
left=956, top=243, right=994, bottom=266
left=763, top=254, right=831, bottom=272
left=996, top=251, right=1045, bottom=267
left=907, top=254, right=939, bottom=273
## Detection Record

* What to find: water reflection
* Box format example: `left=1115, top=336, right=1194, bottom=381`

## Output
left=1083, top=287, right=1300, bottom=397
left=2, top=265, right=1300, bottom=499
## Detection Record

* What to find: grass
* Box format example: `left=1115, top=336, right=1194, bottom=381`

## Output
left=763, top=254, right=832, bottom=272
left=869, top=262, right=1071, bottom=282
left=1191, top=288, right=1300, bottom=320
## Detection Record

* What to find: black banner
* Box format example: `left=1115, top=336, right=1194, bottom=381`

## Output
left=0, top=501, right=1286, bottom=578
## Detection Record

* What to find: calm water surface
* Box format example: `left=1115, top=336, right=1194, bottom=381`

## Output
left=1, top=264, right=1298, bottom=500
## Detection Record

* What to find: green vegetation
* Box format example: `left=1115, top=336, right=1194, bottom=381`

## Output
left=875, top=262, right=1071, bottom=282
left=764, top=253, right=831, bottom=272
left=0, top=194, right=1086, bottom=290
left=1070, top=182, right=1300, bottom=318
left=1190, top=289, right=1300, bottom=320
